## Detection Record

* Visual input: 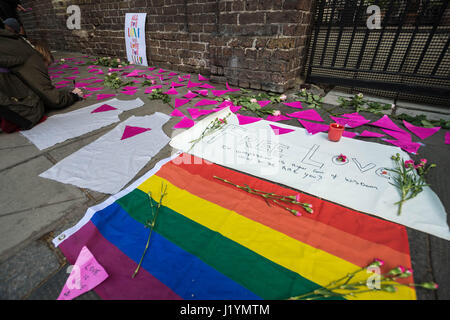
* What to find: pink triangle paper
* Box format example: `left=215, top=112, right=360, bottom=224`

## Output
left=194, top=99, right=218, bottom=107
left=54, top=85, right=68, bottom=89
left=175, top=98, right=191, bottom=108
left=199, top=83, right=215, bottom=89
left=177, top=77, right=186, bottom=82
left=170, top=81, right=185, bottom=88
left=57, top=246, right=108, bottom=300
left=173, top=117, right=195, bottom=129
left=381, top=128, right=412, bottom=141
left=187, top=108, right=215, bottom=120
left=342, top=131, right=358, bottom=139
left=211, top=90, right=229, bottom=97
left=85, top=87, right=104, bottom=92
left=187, top=81, right=203, bottom=88
left=158, top=68, right=167, bottom=73
left=287, top=109, right=324, bottom=122
left=184, top=91, right=197, bottom=99
left=91, top=104, right=117, bottom=113
left=226, top=82, right=240, bottom=92
left=359, top=130, right=385, bottom=138
left=170, top=109, right=185, bottom=117
left=168, top=72, right=178, bottom=76
left=195, top=90, right=209, bottom=96
left=122, top=86, right=138, bottom=91
left=182, top=74, right=191, bottom=79
left=370, top=115, right=403, bottom=132
left=341, top=112, right=367, bottom=120
left=121, top=90, right=138, bottom=96
left=446, top=132, right=450, bottom=145
left=121, top=126, right=152, bottom=140
left=145, top=85, right=162, bottom=93
left=237, top=114, right=262, bottom=125
left=213, top=100, right=233, bottom=112
left=266, top=114, right=292, bottom=122
left=258, top=101, right=272, bottom=108
left=283, top=101, right=303, bottom=109
left=403, top=120, right=441, bottom=140
left=198, top=74, right=209, bottom=81
left=330, top=116, right=370, bottom=128
left=96, top=94, right=116, bottom=101
left=298, top=119, right=329, bottom=135
left=270, top=124, right=295, bottom=135
left=230, top=105, right=242, bottom=113
left=383, top=139, right=421, bottom=154
left=164, top=87, right=179, bottom=95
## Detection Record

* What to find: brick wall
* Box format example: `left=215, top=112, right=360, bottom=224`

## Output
left=19, top=0, right=315, bottom=93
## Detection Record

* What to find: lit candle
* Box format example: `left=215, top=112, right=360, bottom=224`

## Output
left=328, top=123, right=345, bottom=142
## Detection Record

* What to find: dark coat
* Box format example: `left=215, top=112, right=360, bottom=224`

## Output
left=0, top=29, right=79, bottom=129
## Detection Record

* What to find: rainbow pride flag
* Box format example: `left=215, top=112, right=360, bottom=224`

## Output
left=54, top=154, right=416, bottom=300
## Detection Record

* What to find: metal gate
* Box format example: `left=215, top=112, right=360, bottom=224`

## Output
left=306, top=0, right=450, bottom=103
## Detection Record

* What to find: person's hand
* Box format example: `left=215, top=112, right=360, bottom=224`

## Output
left=72, top=88, right=84, bottom=98
left=17, top=4, right=26, bottom=12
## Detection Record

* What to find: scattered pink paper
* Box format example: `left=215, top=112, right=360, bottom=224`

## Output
left=91, top=104, right=117, bottom=113
left=198, top=74, right=209, bottom=81
left=173, top=117, right=195, bottom=129
left=122, top=86, right=138, bottom=91
left=330, top=116, right=370, bottom=128
left=57, top=246, right=108, bottom=300
left=187, top=81, right=203, bottom=88
left=158, top=68, right=167, bottom=73
left=226, top=82, right=240, bottom=92
left=258, top=101, right=272, bottom=108
left=342, top=131, right=358, bottom=139
left=298, top=119, right=329, bottom=135
left=96, top=94, right=116, bottom=101
left=121, top=126, right=152, bottom=140
left=211, top=90, right=229, bottom=97
left=237, top=114, right=262, bottom=125
left=370, top=115, right=403, bottom=132
left=88, top=69, right=99, bottom=73
left=199, top=83, right=215, bottom=89
left=230, top=105, right=242, bottom=113
left=170, top=109, right=185, bottom=117
left=359, top=130, right=385, bottom=138
left=148, top=67, right=156, bottom=71
left=283, top=101, right=303, bottom=109
left=194, top=99, right=218, bottom=107
left=287, top=109, right=324, bottom=122
left=177, top=77, right=186, bottom=82
left=170, top=81, right=185, bottom=88
left=126, top=70, right=140, bottom=77
left=85, top=87, right=104, bottom=92
left=266, top=114, right=292, bottom=122
left=184, top=91, right=197, bottom=99
left=164, top=87, right=179, bottom=95
left=187, top=108, right=215, bottom=120
left=175, top=98, right=191, bottom=108
left=182, top=74, right=191, bottom=79
left=383, top=139, right=421, bottom=154
left=54, top=80, right=72, bottom=85
left=213, top=100, right=234, bottom=112
left=341, top=113, right=367, bottom=119
left=168, top=72, right=178, bottom=76
left=121, top=90, right=137, bottom=96
left=445, top=132, right=450, bottom=144
left=195, top=90, right=209, bottom=96
left=145, top=85, right=163, bottom=93
left=381, top=128, right=412, bottom=141
left=403, top=120, right=441, bottom=140
left=270, top=124, right=295, bottom=135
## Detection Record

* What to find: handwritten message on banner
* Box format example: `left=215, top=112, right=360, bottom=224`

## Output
left=125, top=13, right=148, bottom=66
left=170, top=108, right=450, bottom=241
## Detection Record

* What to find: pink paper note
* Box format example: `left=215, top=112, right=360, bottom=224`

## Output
left=173, top=117, right=195, bottom=129
left=330, top=116, right=370, bottom=128
left=198, top=74, right=209, bottom=81
left=403, top=120, right=441, bottom=140
left=283, top=101, right=303, bottom=109
left=287, top=109, right=324, bottom=122
left=96, top=94, right=116, bottom=101
left=370, top=115, right=403, bottom=132
left=445, top=132, right=450, bottom=145
left=175, top=98, right=191, bottom=108
left=91, top=104, right=118, bottom=113
left=270, top=124, right=295, bottom=135
left=237, top=114, right=262, bottom=125
left=187, top=108, right=215, bottom=120
left=170, top=109, right=185, bottom=117
left=359, top=130, right=385, bottom=138
left=57, top=246, right=108, bottom=300
left=298, top=119, right=329, bottom=135
left=184, top=91, right=197, bottom=99
left=164, top=88, right=179, bottom=95
left=121, top=126, right=151, bottom=140
left=266, top=114, right=292, bottom=122
left=194, top=99, right=218, bottom=107
left=381, top=128, right=412, bottom=141
left=383, top=139, right=421, bottom=154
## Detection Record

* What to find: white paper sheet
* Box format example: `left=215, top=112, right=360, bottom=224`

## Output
left=21, top=98, right=145, bottom=150
left=170, top=108, right=450, bottom=241
left=125, top=13, right=148, bottom=66
left=40, top=113, right=170, bottom=194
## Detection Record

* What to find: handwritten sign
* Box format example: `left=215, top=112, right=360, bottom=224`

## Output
left=170, top=107, right=450, bottom=241
left=125, top=13, right=148, bottom=66
left=57, top=246, right=109, bottom=300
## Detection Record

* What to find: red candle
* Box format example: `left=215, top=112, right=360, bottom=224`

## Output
left=328, top=123, right=345, bottom=142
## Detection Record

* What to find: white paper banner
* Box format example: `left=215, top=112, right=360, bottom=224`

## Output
left=170, top=108, right=450, bottom=241
left=21, top=98, right=144, bottom=150
left=40, top=113, right=170, bottom=194
left=125, top=13, right=148, bottom=66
